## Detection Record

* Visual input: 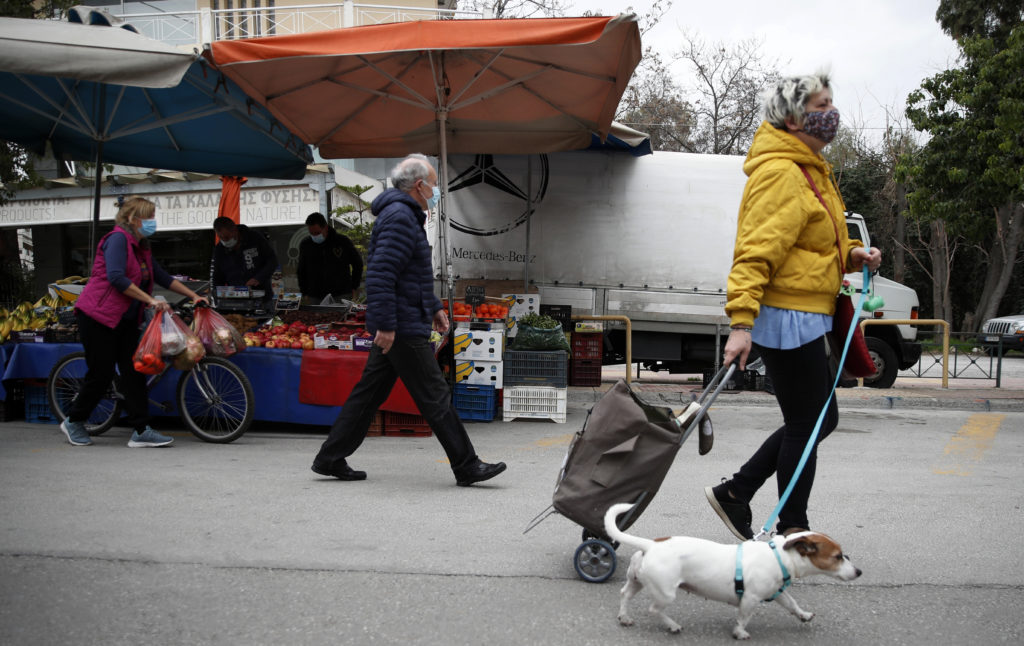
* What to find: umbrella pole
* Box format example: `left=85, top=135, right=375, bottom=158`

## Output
left=523, top=156, right=532, bottom=292
left=89, top=87, right=106, bottom=269
left=438, top=110, right=457, bottom=390
left=89, top=141, right=104, bottom=270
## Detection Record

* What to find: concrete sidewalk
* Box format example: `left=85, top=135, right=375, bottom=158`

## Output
left=566, top=371, right=1024, bottom=412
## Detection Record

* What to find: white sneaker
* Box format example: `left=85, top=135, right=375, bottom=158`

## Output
left=127, top=427, right=173, bottom=448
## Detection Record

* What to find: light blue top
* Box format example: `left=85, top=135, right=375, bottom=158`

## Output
left=751, top=305, right=833, bottom=350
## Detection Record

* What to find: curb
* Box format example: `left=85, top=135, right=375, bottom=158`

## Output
left=565, top=384, right=1024, bottom=413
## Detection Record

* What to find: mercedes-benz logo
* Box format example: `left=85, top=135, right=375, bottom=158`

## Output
left=447, top=154, right=549, bottom=237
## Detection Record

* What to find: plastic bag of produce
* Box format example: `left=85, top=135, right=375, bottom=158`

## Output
left=510, top=313, right=570, bottom=351
left=158, top=310, right=189, bottom=356
left=166, top=311, right=206, bottom=371
left=132, top=310, right=167, bottom=375
left=193, top=306, right=246, bottom=357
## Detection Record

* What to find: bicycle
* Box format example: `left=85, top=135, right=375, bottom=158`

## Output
left=46, top=302, right=255, bottom=444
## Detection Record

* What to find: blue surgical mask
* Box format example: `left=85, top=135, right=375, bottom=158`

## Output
left=426, top=185, right=440, bottom=210
left=140, top=219, right=158, bottom=238
left=311, top=233, right=325, bottom=244
left=221, top=238, right=237, bottom=249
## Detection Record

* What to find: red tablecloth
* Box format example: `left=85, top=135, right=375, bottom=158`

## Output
left=298, top=349, right=419, bottom=415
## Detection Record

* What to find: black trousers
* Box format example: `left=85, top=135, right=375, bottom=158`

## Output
left=70, top=311, right=150, bottom=431
left=314, top=335, right=478, bottom=474
left=728, top=336, right=838, bottom=532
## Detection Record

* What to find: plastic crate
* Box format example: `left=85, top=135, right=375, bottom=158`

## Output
left=453, top=384, right=497, bottom=422
left=25, top=380, right=58, bottom=424
left=367, top=412, right=384, bottom=437
left=383, top=412, right=432, bottom=437
left=502, top=385, right=567, bottom=423
left=569, top=358, right=602, bottom=387
left=1, top=381, right=25, bottom=422
left=571, top=332, right=602, bottom=360
left=539, top=304, right=572, bottom=332
left=503, top=350, right=568, bottom=387
left=45, top=325, right=79, bottom=343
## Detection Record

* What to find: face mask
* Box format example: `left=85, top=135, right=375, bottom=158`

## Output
left=426, top=184, right=441, bottom=210
left=221, top=237, right=237, bottom=249
left=801, top=108, right=840, bottom=144
left=311, top=233, right=325, bottom=244
left=140, top=219, right=158, bottom=238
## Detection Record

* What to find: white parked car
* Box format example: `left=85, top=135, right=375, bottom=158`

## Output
left=978, top=313, right=1024, bottom=353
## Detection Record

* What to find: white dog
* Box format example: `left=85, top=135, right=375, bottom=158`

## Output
left=603, top=503, right=862, bottom=640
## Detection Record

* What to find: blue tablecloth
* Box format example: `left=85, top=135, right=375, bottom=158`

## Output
left=0, top=344, right=347, bottom=426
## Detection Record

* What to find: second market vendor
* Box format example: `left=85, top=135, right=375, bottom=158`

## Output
left=211, top=217, right=278, bottom=298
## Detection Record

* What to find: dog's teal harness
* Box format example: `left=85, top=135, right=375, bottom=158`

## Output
left=734, top=540, right=791, bottom=602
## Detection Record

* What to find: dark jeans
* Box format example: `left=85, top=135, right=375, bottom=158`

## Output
left=728, top=336, right=838, bottom=532
left=70, top=311, right=150, bottom=431
left=313, top=335, right=478, bottom=474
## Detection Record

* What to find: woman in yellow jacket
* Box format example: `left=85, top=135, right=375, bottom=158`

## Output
left=705, top=72, right=881, bottom=540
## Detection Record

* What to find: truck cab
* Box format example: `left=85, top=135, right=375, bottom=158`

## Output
left=843, top=213, right=922, bottom=387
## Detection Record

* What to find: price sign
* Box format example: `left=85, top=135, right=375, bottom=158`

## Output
left=465, top=285, right=486, bottom=306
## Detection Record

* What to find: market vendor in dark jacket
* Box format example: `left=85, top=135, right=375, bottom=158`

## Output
left=312, top=153, right=506, bottom=487
left=210, top=217, right=277, bottom=296
left=297, top=212, right=363, bottom=302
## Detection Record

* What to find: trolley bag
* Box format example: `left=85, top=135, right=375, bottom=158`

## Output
left=551, top=380, right=685, bottom=538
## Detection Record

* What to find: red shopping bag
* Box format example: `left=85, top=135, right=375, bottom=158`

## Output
left=133, top=310, right=168, bottom=375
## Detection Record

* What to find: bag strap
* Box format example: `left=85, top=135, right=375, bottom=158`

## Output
left=798, top=165, right=846, bottom=274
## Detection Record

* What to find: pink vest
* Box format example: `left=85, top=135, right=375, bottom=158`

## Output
left=75, top=226, right=154, bottom=329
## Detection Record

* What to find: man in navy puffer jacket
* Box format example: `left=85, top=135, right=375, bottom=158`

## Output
left=312, top=154, right=507, bottom=487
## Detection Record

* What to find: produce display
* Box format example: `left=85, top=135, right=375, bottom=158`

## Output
left=442, top=299, right=509, bottom=321
left=0, top=297, right=64, bottom=341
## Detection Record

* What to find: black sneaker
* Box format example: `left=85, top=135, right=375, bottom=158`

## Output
left=705, top=483, right=753, bottom=540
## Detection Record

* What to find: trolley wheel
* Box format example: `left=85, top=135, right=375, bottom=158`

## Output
left=582, top=528, right=619, bottom=550
left=573, top=539, right=617, bottom=583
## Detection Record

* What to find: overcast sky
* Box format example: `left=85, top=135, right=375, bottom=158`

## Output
left=570, top=0, right=962, bottom=141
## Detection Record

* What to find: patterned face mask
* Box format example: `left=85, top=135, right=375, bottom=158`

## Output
left=801, top=108, right=840, bottom=144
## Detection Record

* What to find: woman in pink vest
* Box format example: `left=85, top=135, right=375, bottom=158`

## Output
left=61, top=197, right=206, bottom=447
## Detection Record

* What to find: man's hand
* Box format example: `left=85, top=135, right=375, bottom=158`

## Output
left=374, top=330, right=396, bottom=354
left=245, top=278, right=260, bottom=287
left=433, top=309, right=450, bottom=335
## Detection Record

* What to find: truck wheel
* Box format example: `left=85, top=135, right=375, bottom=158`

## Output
left=863, top=337, right=898, bottom=388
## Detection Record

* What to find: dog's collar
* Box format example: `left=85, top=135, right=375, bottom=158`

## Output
left=734, top=540, right=792, bottom=602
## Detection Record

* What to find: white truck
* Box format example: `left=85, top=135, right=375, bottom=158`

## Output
left=438, top=149, right=921, bottom=388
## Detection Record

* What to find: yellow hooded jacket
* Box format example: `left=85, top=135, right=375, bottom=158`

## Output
left=725, top=121, right=862, bottom=329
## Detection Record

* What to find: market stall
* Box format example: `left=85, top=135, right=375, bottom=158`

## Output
left=0, top=342, right=418, bottom=426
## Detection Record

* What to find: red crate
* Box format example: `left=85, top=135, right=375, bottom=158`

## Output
left=571, top=332, right=602, bottom=359
left=383, top=412, right=432, bottom=437
left=569, top=358, right=602, bottom=387
left=367, top=412, right=384, bottom=437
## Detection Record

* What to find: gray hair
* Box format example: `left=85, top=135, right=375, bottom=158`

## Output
left=390, top=153, right=434, bottom=192
left=763, top=71, right=831, bottom=129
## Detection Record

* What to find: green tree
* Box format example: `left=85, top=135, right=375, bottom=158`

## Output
left=332, top=184, right=376, bottom=262
left=903, top=5, right=1024, bottom=331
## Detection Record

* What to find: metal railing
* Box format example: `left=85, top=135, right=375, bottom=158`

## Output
left=114, top=2, right=485, bottom=47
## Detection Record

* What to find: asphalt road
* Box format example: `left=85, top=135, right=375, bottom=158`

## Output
left=1, top=401, right=1022, bottom=645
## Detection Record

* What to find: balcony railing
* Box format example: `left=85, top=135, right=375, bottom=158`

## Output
left=114, top=2, right=486, bottom=48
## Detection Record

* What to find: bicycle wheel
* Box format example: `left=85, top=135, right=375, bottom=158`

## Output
left=47, top=352, right=123, bottom=435
left=176, top=356, right=254, bottom=443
